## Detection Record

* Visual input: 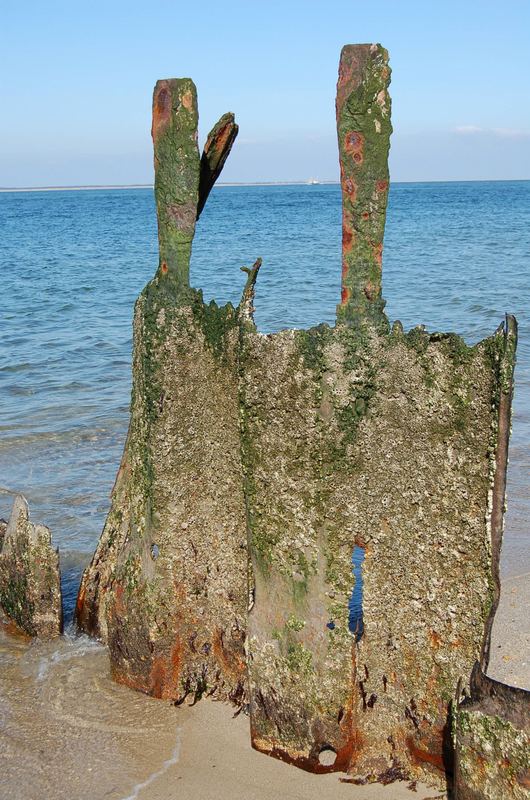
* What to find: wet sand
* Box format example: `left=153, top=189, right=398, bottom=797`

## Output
left=0, top=572, right=527, bottom=800
left=487, top=572, right=530, bottom=690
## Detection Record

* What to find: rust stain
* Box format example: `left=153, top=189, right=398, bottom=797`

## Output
left=342, top=222, right=354, bottom=253
left=376, top=179, right=388, bottom=192
left=212, top=627, right=246, bottom=681
left=429, top=630, right=442, bottom=650
left=406, top=735, right=445, bottom=772
left=149, top=638, right=183, bottom=699
left=344, top=130, right=365, bottom=164
left=114, top=583, right=126, bottom=616
left=111, top=665, right=143, bottom=693
left=336, top=57, right=356, bottom=110
left=161, top=261, right=168, bottom=274
left=75, top=582, right=86, bottom=620
left=0, top=615, right=31, bottom=640
left=250, top=729, right=363, bottom=776
left=152, top=82, right=171, bottom=142
left=210, top=123, right=231, bottom=155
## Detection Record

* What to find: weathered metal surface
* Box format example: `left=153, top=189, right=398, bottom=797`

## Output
left=198, top=112, right=238, bottom=218
left=76, top=81, right=248, bottom=702
left=77, top=45, right=519, bottom=789
left=152, top=78, right=200, bottom=293
left=0, top=496, right=62, bottom=638
left=336, top=44, right=391, bottom=324
left=453, top=663, right=530, bottom=799
left=242, top=314, right=516, bottom=786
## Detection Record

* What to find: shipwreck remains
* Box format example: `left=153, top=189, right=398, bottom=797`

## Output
left=76, top=44, right=527, bottom=789
left=0, top=495, right=62, bottom=638
left=76, top=78, right=249, bottom=703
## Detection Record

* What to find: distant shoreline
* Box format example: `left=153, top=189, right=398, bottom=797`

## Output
left=0, top=182, right=337, bottom=193
left=0, top=178, right=528, bottom=193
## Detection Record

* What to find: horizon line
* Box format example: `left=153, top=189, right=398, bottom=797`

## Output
left=1, top=178, right=529, bottom=193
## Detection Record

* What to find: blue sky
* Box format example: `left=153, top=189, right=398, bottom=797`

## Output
left=1, top=0, right=529, bottom=185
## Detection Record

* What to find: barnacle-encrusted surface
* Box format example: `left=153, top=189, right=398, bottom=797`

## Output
left=0, top=496, right=62, bottom=639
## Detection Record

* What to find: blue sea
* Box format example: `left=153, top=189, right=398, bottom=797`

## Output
left=1, top=181, right=529, bottom=617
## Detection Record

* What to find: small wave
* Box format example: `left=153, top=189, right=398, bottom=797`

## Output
left=119, top=729, right=181, bottom=800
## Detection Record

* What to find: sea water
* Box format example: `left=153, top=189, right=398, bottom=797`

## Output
left=0, top=181, right=529, bottom=618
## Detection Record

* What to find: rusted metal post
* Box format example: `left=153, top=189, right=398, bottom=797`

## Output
left=152, top=78, right=200, bottom=292
left=336, top=44, right=391, bottom=325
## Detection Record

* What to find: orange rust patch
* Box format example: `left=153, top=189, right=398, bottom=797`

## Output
left=150, top=654, right=168, bottom=698
left=149, top=638, right=183, bottom=700
left=250, top=732, right=363, bottom=776
left=376, top=180, right=388, bottom=192
left=361, top=211, right=369, bottom=220
left=75, top=582, right=86, bottom=619
left=0, top=614, right=31, bottom=640
left=342, top=223, right=354, bottom=253
left=208, top=122, right=232, bottom=155
left=429, top=630, right=442, bottom=650
left=213, top=627, right=246, bottom=681
left=344, top=130, right=364, bottom=163
left=114, top=583, right=126, bottom=616
left=341, top=286, right=351, bottom=305
left=406, top=735, right=445, bottom=773
left=161, top=261, right=168, bottom=274
left=373, top=243, right=383, bottom=265
left=111, top=665, right=142, bottom=693
left=336, top=56, right=356, bottom=110
left=152, top=83, right=171, bottom=142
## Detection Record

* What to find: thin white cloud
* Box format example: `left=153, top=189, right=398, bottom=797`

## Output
left=454, top=125, right=530, bottom=139
left=454, top=125, right=483, bottom=134
left=491, top=127, right=530, bottom=139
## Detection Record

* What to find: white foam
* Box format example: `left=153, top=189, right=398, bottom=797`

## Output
left=120, top=728, right=181, bottom=800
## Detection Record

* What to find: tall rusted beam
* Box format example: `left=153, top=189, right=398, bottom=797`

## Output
left=152, top=79, right=200, bottom=292
left=336, top=44, right=391, bottom=324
